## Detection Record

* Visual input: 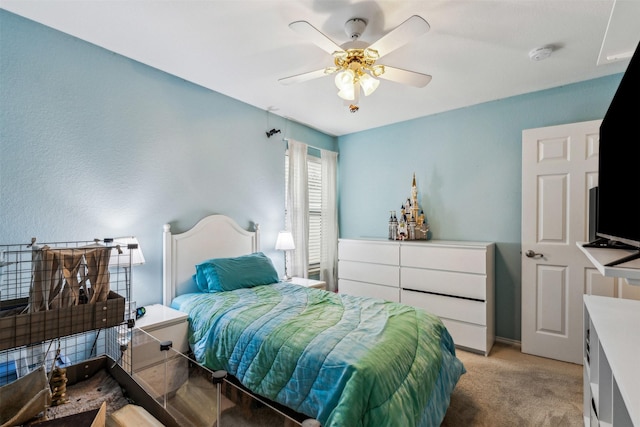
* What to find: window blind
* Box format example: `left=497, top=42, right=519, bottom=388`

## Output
left=285, top=152, right=322, bottom=277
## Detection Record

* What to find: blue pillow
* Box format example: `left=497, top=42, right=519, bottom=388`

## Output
left=194, top=252, right=279, bottom=292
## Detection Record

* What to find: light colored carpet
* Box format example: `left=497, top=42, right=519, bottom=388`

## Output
left=442, top=341, right=583, bottom=427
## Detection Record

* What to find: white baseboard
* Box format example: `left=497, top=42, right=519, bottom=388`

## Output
left=495, top=336, right=521, bottom=348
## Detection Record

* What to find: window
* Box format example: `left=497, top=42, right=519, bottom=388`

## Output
left=285, top=152, right=322, bottom=278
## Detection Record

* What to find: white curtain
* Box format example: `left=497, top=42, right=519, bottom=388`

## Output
left=320, top=149, right=338, bottom=291
left=286, top=139, right=309, bottom=279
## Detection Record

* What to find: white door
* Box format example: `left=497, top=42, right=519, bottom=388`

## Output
left=521, top=120, right=601, bottom=364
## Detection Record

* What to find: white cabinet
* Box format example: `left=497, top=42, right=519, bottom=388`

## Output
left=128, top=304, right=190, bottom=399
left=583, top=295, right=640, bottom=427
left=338, top=239, right=495, bottom=355
left=132, top=304, right=189, bottom=372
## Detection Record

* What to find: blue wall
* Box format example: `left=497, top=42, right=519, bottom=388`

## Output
left=337, top=75, right=622, bottom=340
left=0, top=10, right=336, bottom=305
left=0, top=10, right=624, bottom=341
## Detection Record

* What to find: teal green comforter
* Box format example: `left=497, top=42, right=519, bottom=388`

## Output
left=172, top=282, right=464, bottom=427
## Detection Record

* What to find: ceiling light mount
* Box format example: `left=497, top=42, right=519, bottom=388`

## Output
left=344, top=18, right=367, bottom=41
left=529, top=46, right=553, bottom=61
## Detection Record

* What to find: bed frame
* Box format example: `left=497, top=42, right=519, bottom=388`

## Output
left=161, top=215, right=320, bottom=426
left=162, top=215, right=260, bottom=305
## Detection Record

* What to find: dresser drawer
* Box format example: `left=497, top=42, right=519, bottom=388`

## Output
left=401, top=244, right=488, bottom=274
left=439, top=318, right=489, bottom=354
left=401, top=267, right=487, bottom=300
left=339, top=240, right=399, bottom=265
left=339, top=279, right=400, bottom=302
left=401, top=290, right=487, bottom=325
left=338, top=260, right=399, bottom=287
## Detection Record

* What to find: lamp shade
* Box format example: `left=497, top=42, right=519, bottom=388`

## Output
left=335, top=70, right=356, bottom=100
left=109, top=236, right=145, bottom=267
left=334, top=69, right=355, bottom=90
left=275, top=231, right=295, bottom=251
left=337, top=86, right=355, bottom=100
left=359, top=73, right=380, bottom=96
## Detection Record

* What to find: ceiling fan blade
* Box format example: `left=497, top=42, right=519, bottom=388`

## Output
left=278, top=69, right=329, bottom=85
left=378, top=66, right=432, bottom=88
left=367, top=15, right=430, bottom=58
left=289, top=20, right=344, bottom=55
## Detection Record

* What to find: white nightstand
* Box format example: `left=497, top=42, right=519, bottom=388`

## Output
left=132, top=304, right=189, bottom=372
left=290, top=277, right=327, bottom=291
left=130, top=304, right=190, bottom=398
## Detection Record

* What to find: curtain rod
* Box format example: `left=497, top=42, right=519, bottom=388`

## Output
left=282, top=137, right=337, bottom=154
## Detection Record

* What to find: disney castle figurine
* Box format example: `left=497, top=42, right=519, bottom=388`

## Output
left=388, top=173, right=430, bottom=240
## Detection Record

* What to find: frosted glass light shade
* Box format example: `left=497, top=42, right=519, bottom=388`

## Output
left=275, top=231, right=295, bottom=251
left=334, top=69, right=355, bottom=90
left=359, top=73, right=379, bottom=96
left=337, top=86, right=355, bottom=100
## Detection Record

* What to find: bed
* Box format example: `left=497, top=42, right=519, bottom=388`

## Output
left=162, top=215, right=465, bottom=427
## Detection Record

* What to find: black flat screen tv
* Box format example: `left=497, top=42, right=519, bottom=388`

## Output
left=593, top=40, right=640, bottom=264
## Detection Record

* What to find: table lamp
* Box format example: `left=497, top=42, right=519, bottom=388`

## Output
left=275, top=231, right=295, bottom=281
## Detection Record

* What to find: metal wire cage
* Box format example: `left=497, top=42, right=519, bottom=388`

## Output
left=0, top=238, right=136, bottom=387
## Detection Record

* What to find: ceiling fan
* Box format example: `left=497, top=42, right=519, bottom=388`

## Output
left=279, top=15, right=432, bottom=112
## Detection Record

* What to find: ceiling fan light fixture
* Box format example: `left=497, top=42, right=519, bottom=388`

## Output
left=333, top=50, right=348, bottom=60
left=336, top=72, right=355, bottom=100
left=359, top=73, right=380, bottom=96
left=281, top=15, right=431, bottom=112
left=335, top=69, right=355, bottom=90
left=364, top=48, right=379, bottom=60
left=371, top=65, right=385, bottom=77
left=337, top=86, right=355, bottom=100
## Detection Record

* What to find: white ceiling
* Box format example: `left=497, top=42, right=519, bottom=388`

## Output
left=2, top=0, right=639, bottom=136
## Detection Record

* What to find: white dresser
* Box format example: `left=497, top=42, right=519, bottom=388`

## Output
left=338, top=239, right=495, bottom=355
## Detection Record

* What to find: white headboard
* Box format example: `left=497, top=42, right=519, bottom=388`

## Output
left=162, top=215, right=260, bottom=305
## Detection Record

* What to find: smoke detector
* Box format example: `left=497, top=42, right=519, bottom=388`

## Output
left=529, top=46, right=553, bottom=61
left=345, top=18, right=367, bottom=40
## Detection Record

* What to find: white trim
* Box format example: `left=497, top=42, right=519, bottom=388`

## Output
left=495, top=336, right=521, bottom=348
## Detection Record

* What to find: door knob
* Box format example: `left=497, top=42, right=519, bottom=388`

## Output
left=525, top=250, right=543, bottom=258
